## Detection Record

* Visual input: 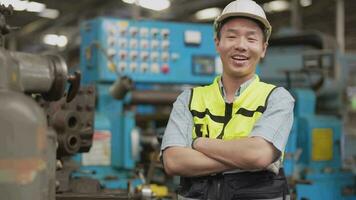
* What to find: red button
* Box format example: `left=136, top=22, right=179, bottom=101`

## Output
left=161, top=64, right=170, bottom=74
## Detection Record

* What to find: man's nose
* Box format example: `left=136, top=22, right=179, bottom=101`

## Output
left=233, top=38, right=247, bottom=51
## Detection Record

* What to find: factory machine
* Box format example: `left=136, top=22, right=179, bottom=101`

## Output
left=259, top=31, right=356, bottom=200
left=0, top=5, right=138, bottom=200
left=79, top=17, right=218, bottom=193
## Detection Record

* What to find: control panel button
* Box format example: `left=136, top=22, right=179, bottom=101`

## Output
left=107, top=36, right=115, bottom=46
left=107, top=48, right=116, bottom=58
left=119, top=50, right=127, bottom=60
left=140, top=28, right=149, bottom=37
left=151, top=63, right=160, bottom=73
left=119, top=40, right=127, bottom=48
left=130, top=39, right=138, bottom=49
left=141, top=52, right=149, bottom=61
left=151, top=28, right=159, bottom=38
left=171, top=53, right=180, bottom=61
left=161, top=52, right=169, bottom=62
left=141, top=63, right=148, bottom=73
left=151, top=52, right=159, bottom=62
left=130, top=63, right=137, bottom=72
left=161, top=29, right=170, bottom=38
left=140, top=40, right=148, bottom=49
left=161, top=40, right=170, bottom=50
left=129, top=27, right=138, bottom=37
left=130, top=51, right=138, bottom=61
left=119, top=63, right=126, bottom=72
left=151, top=40, right=159, bottom=50
left=161, top=64, right=170, bottom=74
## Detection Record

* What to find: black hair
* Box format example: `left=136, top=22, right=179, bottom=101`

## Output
left=216, top=16, right=268, bottom=42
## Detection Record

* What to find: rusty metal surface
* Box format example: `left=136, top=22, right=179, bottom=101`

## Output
left=38, top=85, right=96, bottom=157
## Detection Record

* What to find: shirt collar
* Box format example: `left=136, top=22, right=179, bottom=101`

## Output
left=218, top=75, right=257, bottom=101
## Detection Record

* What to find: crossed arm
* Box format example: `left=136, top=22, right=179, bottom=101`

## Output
left=162, top=136, right=279, bottom=177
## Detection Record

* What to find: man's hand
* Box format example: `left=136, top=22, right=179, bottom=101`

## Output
left=193, top=136, right=280, bottom=170
left=162, top=146, right=234, bottom=177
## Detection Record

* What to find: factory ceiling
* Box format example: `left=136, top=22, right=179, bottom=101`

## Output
left=2, top=0, right=356, bottom=55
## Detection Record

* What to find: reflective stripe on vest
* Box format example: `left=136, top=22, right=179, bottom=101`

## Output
left=189, top=75, right=276, bottom=140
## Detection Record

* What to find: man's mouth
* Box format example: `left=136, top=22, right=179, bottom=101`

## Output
left=231, top=54, right=249, bottom=61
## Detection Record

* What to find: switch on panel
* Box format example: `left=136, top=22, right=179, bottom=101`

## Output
left=107, top=36, right=115, bottom=46
left=140, top=40, right=148, bottom=49
left=119, top=40, right=127, bottom=48
left=184, top=30, right=202, bottom=45
left=130, top=51, right=138, bottom=61
left=119, top=50, right=127, bottom=60
left=130, top=27, right=138, bottom=37
left=141, top=52, right=149, bottom=61
left=140, top=28, right=149, bottom=37
left=151, top=40, right=159, bottom=50
left=161, top=29, right=170, bottom=38
left=161, top=41, right=170, bottom=50
left=151, top=28, right=159, bottom=38
left=130, top=40, right=138, bottom=49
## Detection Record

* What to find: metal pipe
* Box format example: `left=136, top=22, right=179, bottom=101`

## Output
left=9, top=52, right=68, bottom=94
left=291, top=0, right=301, bottom=31
left=130, top=90, right=180, bottom=105
left=336, top=0, right=345, bottom=53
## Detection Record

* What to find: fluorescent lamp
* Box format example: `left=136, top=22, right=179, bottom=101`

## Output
left=43, top=34, right=68, bottom=47
left=195, top=7, right=221, bottom=20
left=122, top=0, right=135, bottom=3
left=139, top=0, right=170, bottom=11
left=26, top=1, right=45, bottom=12
left=38, top=8, right=59, bottom=19
left=300, top=0, right=312, bottom=7
left=263, top=0, right=290, bottom=13
left=0, top=0, right=27, bottom=11
left=122, top=0, right=170, bottom=11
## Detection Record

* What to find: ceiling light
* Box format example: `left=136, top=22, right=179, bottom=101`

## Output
left=122, top=0, right=170, bottom=11
left=38, top=8, right=59, bottom=19
left=26, top=1, right=45, bottom=12
left=195, top=7, right=221, bottom=20
left=43, top=34, right=68, bottom=47
left=0, top=0, right=26, bottom=11
left=122, top=0, right=135, bottom=3
left=263, top=0, right=290, bottom=13
left=300, top=0, right=312, bottom=7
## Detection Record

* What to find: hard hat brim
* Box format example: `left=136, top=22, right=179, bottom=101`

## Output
left=215, top=12, right=272, bottom=39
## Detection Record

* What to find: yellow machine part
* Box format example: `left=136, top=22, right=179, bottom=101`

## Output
left=312, top=128, right=333, bottom=161
left=150, top=184, right=169, bottom=197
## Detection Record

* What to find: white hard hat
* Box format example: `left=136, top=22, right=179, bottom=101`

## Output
left=214, top=0, right=272, bottom=41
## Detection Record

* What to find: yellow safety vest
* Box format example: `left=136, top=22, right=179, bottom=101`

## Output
left=189, top=75, right=276, bottom=140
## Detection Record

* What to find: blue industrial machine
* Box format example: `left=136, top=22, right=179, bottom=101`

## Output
left=259, top=31, right=356, bottom=200
left=79, top=17, right=218, bottom=190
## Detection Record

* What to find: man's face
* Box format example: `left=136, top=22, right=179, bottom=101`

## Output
left=215, top=17, right=267, bottom=81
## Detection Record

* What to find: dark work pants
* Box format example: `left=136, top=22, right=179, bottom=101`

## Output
left=178, top=168, right=290, bottom=200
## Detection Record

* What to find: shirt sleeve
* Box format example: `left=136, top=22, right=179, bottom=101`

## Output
left=249, top=87, right=295, bottom=152
left=160, top=89, right=193, bottom=152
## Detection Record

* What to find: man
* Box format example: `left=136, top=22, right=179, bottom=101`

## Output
left=161, top=0, right=295, bottom=199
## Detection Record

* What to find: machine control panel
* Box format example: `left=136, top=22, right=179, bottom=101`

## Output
left=80, top=18, right=218, bottom=84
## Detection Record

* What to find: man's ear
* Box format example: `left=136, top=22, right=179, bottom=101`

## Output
left=261, top=42, right=268, bottom=58
left=214, top=37, right=220, bottom=52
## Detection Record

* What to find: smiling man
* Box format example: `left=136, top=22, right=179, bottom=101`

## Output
left=161, top=0, right=295, bottom=199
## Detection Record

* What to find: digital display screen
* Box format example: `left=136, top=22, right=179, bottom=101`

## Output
left=192, top=55, right=216, bottom=76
